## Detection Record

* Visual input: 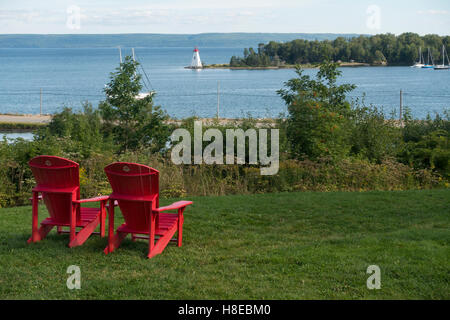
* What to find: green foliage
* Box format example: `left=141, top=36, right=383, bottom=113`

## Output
left=402, top=110, right=450, bottom=143
left=0, top=137, right=62, bottom=207
left=0, top=122, right=46, bottom=131
left=350, top=105, right=403, bottom=163
left=36, top=103, right=110, bottom=158
left=278, top=62, right=356, bottom=160
left=175, top=116, right=276, bottom=164
left=400, top=129, right=449, bottom=178
left=99, top=56, right=171, bottom=153
left=232, top=33, right=450, bottom=66
left=398, top=111, right=450, bottom=178
left=230, top=45, right=273, bottom=67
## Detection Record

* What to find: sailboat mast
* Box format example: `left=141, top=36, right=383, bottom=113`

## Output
left=132, top=48, right=137, bottom=78
left=446, top=46, right=450, bottom=65
left=119, top=46, right=123, bottom=64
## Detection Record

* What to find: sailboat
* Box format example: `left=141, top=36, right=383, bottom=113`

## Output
left=131, top=48, right=156, bottom=99
left=111, top=47, right=156, bottom=99
left=411, top=47, right=425, bottom=68
left=434, top=45, right=450, bottom=70
left=421, top=48, right=435, bottom=69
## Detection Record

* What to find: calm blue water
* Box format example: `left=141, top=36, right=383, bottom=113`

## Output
left=0, top=47, right=449, bottom=119
left=1, top=132, right=34, bottom=141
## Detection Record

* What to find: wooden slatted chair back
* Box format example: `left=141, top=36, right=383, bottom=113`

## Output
left=29, top=155, right=80, bottom=224
left=104, top=162, right=159, bottom=233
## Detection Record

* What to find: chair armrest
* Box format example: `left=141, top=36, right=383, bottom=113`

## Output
left=154, top=201, right=193, bottom=212
left=73, top=196, right=109, bottom=204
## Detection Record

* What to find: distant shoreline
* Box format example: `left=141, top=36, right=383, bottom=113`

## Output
left=0, top=114, right=278, bottom=132
left=0, top=113, right=411, bottom=133
left=0, top=33, right=366, bottom=49
left=203, top=62, right=382, bottom=70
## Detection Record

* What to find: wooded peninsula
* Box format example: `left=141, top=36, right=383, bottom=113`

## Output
left=218, top=33, right=450, bottom=68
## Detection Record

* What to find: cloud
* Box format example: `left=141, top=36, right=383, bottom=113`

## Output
left=0, top=10, right=41, bottom=23
left=417, top=9, right=449, bottom=15
left=77, top=7, right=271, bottom=27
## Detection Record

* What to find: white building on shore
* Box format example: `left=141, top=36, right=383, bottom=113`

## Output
left=189, top=47, right=203, bottom=69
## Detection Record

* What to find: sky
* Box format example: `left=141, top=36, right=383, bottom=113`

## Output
left=0, top=0, right=449, bottom=35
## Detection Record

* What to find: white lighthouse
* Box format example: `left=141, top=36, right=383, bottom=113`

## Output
left=190, top=47, right=203, bottom=69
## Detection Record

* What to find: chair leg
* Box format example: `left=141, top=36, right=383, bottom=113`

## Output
left=107, top=199, right=115, bottom=253
left=177, top=208, right=184, bottom=247
left=100, top=202, right=106, bottom=238
left=148, top=221, right=178, bottom=259
left=57, top=226, right=63, bottom=234
left=28, top=191, right=55, bottom=243
left=70, top=202, right=77, bottom=244
left=103, top=231, right=127, bottom=254
left=69, top=214, right=100, bottom=248
left=27, top=224, right=54, bottom=243
left=104, top=199, right=129, bottom=254
left=30, top=192, right=40, bottom=243
left=148, top=212, right=156, bottom=258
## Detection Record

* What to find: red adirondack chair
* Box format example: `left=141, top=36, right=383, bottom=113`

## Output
left=28, top=155, right=108, bottom=247
left=103, top=162, right=193, bottom=258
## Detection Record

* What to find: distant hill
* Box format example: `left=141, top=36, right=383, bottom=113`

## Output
left=0, top=33, right=364, bottom=48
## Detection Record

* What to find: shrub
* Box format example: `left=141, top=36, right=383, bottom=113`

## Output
left=277, top=62, right=355, bottom=160
left=350, top=105, right=403, bottom=163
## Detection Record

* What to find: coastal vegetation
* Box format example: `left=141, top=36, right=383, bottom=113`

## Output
left=229, top=33, right=450, bottom=67
left=0, top=59, right=448, bottom=208
left=0, top=122, right=47, bottom=131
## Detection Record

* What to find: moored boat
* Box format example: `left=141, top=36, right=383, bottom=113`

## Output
left=421, top=48, right=435, bottom=68
left=411, top=47, right=425, bottom=68
left=434, top=45, right=450, bottom=70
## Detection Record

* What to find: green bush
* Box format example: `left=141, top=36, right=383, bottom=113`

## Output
left=350, top=105, right=403, bottom=163
left=277, top=62, right=355, bottom=160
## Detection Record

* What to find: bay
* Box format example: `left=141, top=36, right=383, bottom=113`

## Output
left=0, top=47, right=449, bottom=119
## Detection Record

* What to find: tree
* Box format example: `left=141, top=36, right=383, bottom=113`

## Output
left=373, top=50, right=387, bottom=64
left=243, top=48, right=249, bottom=59
left=99, top=56, right=170, bottom=153
left=277, top=62, right=356, bottom=160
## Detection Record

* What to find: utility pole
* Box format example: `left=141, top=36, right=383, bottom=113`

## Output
left=399, top=89, right=403, bottom=127
left=217, top=80, right=220, bottom=120
left=40, top=88, right=42, bottom=116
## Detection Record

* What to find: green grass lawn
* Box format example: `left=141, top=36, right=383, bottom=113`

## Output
left=0, top=189, right=449, bottom=299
